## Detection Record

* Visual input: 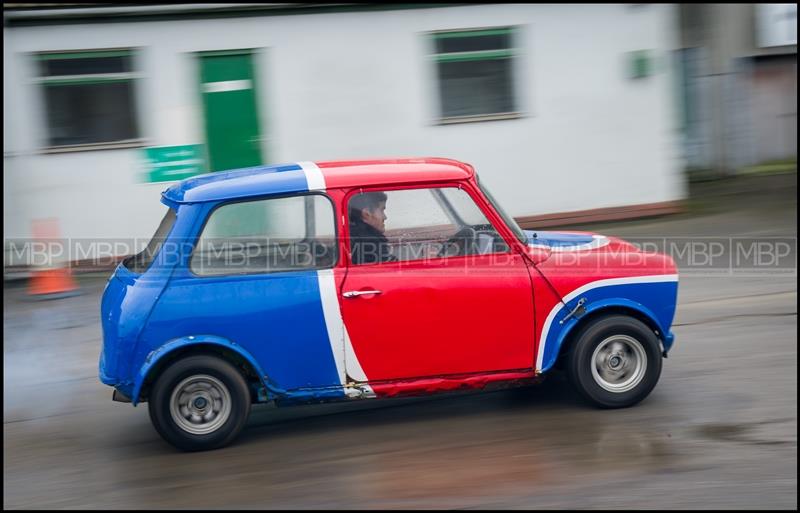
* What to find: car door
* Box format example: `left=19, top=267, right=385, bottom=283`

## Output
left=339, top=184, right=535, bottom=382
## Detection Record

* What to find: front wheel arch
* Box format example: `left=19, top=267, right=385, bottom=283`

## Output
left=554, top=306, right=664, bottom=370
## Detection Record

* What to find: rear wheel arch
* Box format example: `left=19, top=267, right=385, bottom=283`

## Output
left=137, top=342, right=266, bottom=404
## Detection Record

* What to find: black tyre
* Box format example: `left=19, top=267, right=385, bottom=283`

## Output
left=148, top=355, right=251, bottom=451
left=566, top=315, right=662, bottom=408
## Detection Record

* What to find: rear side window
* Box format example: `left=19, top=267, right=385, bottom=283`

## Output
left=123, top=207, right=177, bottom=274
left=190, top=194, right=337, bottom=276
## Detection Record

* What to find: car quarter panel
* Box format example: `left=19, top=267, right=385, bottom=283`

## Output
left=137, top=269, right=346, bottom=396
left=99, top=201, right=198, bottom=397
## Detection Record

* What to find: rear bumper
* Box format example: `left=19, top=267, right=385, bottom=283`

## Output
left=662, top=331, right=676, bottom=356
left=99, top=351, right=135, bottom=399
left=98, top=351, right=116, bottom=385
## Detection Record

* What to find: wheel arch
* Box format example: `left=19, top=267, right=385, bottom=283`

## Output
left=553, top=303, right=666, bottom=371
left=132, top=336, right=273, bottom=406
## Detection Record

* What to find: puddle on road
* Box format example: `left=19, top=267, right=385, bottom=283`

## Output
left=695, top=418, right=797, bottom=446
left=81, top=403, right=686, bottom=507
left=302, top=414, right=680, bottom=502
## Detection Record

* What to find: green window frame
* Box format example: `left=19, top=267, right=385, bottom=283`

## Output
left=35, top=48, right=142, bottom=149
left=429, top=26, right=520, bottom=123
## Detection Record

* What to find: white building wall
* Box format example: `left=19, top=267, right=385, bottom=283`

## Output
left=3, top=4, right=684, bottom=250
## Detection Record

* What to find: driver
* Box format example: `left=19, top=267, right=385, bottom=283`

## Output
left=349, top=191, right=397, bottom=265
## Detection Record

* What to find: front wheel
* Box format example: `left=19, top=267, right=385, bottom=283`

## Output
left=567, top=315, right=662, bottom=408
left=148, top=355, right=251, bottom=451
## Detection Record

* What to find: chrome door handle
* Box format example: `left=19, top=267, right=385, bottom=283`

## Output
left=343, top=290, right=382, bottom=298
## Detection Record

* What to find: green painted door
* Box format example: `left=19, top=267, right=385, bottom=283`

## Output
left=199, top=51, right=263, bottom=172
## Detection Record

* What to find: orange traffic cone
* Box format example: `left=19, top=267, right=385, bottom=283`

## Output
left=27, top=218, right=80, bottom=300
left=28, top=267, right=80, bottom=299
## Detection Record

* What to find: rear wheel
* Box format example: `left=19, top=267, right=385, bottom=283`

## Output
left=567, top=315, right=662, bottom=408
left=148, top=355, right=251, bottom=451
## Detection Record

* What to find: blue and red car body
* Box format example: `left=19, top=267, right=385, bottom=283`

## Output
left=99, top=158, right=678, bottom=408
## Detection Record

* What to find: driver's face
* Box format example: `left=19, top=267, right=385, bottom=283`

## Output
left=362, top=202, right=387, bottom=233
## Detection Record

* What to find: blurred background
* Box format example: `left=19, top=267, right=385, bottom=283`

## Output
left=3, top=3, right=795, bottom=261
left=3, top=3, right=797, bottom=509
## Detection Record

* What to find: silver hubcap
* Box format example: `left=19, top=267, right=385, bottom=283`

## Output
left=169, top=374, right=231, bottom=435
left=590, top=335, right=647, bottom=393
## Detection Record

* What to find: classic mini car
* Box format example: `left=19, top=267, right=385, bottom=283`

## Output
left=99, top=158, right=679, bottom=451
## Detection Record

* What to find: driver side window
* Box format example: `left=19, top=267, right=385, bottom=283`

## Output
left=347, top=186, right=508, bottom=265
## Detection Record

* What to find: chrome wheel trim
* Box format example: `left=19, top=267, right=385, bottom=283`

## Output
left=169, top=374, right=232, bottom=435
left=590, top=335, right=648, bottom=393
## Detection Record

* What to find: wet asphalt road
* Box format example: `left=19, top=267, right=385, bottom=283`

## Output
left=3, top=178, right=797, bottom=509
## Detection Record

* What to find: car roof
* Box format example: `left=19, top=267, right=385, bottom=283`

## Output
left=162, top=158, right=474, bottom=204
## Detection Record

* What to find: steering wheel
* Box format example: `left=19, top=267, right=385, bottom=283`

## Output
left=437, top=226, right=478, bottom=258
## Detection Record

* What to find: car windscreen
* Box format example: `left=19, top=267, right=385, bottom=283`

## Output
left=123, top=207, right=177, bottom=274
left=476, top=177, right=526, bottom=244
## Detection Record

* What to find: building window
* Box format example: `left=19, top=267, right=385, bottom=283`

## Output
left=628, top=50, right=655, bottom=79
left=430, top=27, right=518, bottom=122
left=36, top=49, right=141, bottom=148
